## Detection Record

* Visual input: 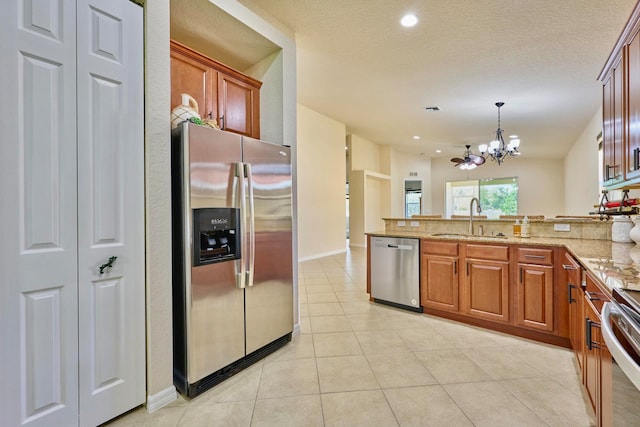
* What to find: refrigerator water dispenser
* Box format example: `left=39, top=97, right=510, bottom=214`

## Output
left=192, top=208, right=240, bottom=266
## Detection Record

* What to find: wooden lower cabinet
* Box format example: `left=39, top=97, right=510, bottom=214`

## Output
left=421, top=255, right=459, bottom=311
left=417, top=241, right=573, bottom=348
left=582, top=272, right=612, bottom=427
left=462, top=258, right=510, bottom=322
left=516, top=247, right=555, bottom=332
left=421, top=240, right=459, bottom=312
left=584, top=296, right=601, bottom=417
left=564, top=252, right=585, bottom=372
left=517, top=263, right=554, bottom=332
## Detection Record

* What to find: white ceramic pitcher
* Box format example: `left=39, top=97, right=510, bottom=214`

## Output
left=171, top=93, right=201, bottom=129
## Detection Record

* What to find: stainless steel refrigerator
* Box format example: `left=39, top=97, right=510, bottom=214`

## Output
left=171, top=122, right=293, bottom=398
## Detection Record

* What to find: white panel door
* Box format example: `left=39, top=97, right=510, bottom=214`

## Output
left=0, top=1, right=79, bottom=427
left=76, top=0, right=145, bottom=426
left=1, top=1, right=144, bottom=426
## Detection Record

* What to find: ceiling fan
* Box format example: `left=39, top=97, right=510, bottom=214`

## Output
left=450, top=144, right=486, bottom=170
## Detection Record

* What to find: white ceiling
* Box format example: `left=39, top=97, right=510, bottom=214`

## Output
left=172, top=0, right=638, bottom=160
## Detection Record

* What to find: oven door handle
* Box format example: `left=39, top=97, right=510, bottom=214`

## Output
left=602, top=302, right=640, bottom=391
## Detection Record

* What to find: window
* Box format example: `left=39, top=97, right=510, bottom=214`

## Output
left=404, top=180, right=422, bottom=217
left=445, top=177, right=518, bottom=219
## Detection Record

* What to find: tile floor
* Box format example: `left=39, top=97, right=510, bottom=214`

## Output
left=105, top=246, right=596, bottom=427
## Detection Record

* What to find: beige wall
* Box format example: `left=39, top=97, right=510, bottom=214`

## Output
left=297, top=104, right=348, bottom=260
left=144, top=0, right=174, bottom=404
left=564, top=108, right=602, bottom=215
left=430, top=157, right=565, bottom=218
left=349, top=133, right=382, bottom=172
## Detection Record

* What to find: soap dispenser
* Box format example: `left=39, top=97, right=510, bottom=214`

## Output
left=521, top=216, right=530, bottom=238
left=513, top=219, right=521, bottom=237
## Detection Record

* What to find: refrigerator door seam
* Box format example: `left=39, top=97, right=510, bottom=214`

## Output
left=245, top=163, right=255, bottom=287
left=235, top=162, right=247, bottom=289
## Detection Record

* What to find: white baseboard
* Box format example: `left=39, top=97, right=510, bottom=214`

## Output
left=292, top=322, right=301, bottom=336
left=298, top=248, right=347, bottom=262
left=146, top=385, right=177, bottom=414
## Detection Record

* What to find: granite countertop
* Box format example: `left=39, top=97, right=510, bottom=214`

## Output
left=367, top=230, right=640, bottom=295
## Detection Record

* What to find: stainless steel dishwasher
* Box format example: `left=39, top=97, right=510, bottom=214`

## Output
left=370, top=236, right=421, bottom=312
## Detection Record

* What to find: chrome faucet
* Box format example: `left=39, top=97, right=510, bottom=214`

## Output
left=469, top=197, right=482, bottom=235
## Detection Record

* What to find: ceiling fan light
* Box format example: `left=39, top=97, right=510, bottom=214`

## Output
left=459, top=162, right=476, bottom=170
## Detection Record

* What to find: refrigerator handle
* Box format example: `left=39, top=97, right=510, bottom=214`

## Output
left=245, top=163, right=256, bottom=287
left=234, top=162, right=247, bottom=289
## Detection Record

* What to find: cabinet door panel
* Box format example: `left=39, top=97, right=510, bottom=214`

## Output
left=583, top=298, right=600, bottom=418
left=219, top=73, right=260, bottom=138
left=517, top=264, right=553, bottom=332
left=421, top=255, right=458, bottom=311
left=170, top=51, right=215, bottom=120
left=463, top=260, right=509, bottom=322
left=602, top=57, right=624, bottom=185
left=627, top=31, right=640, bottom=179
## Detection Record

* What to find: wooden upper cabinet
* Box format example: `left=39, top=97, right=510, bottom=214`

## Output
left=170, top=40, right=262, bottom=139
left=602, top=56, right=624, bottom=186
left=627, top=28, right=640, bottom=180
left=219, top=73, right=260, bottom=138
left=170, top=49, right=217, bottom=120
left=599, top=3, right=640, bottom=188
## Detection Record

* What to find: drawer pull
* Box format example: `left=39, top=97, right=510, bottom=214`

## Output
left=586, top=318, right=601, bottom=350
left=567, top=282, right=576, bottom=304
left=562, top=264, right=577, bottom=270
left=586, top=291, right=601, bottom=301
left=524, top=254, right=546, bottom=259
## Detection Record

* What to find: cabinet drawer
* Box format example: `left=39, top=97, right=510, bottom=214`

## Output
left=422, top=240, right=458, bottom=256
left=518, top=247, right=553, bottom=265
left=585, top=272, right=609, bottom=313
left=465, top=244, right=509, bottom=261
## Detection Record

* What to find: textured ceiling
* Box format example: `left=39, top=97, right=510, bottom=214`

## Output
left=172, top=0, right=638, bottom=160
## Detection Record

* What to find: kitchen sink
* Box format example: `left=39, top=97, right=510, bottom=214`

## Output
left=431, top=233, right=466, bottom=238
left=431, top=233, right=507, bottom=239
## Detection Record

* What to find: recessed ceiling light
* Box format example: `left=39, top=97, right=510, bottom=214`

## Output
left=413, top=135, right=420, bottom=140
left=435, top=149, right=442, bottom=153
left=400, top=13, right=419, bottom=28
left=425, top=106, right=440, bottom=111
left=509, top=135, right=518, bottom=139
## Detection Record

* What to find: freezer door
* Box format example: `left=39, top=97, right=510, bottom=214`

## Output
left=187, top=123, right=242, bottom=209
left=242, top=137, right=294, bottom=353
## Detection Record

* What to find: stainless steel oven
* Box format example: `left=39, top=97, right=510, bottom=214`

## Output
left=601, top=288, right=640, bottom=425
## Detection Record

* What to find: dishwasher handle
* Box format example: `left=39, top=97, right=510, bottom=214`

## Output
left=386, top=244, right=414, bottom=250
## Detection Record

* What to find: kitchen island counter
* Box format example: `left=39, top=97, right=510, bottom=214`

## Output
left=366, top=229, right=640, bottom=299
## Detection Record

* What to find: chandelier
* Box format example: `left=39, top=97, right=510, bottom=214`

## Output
left=478, top=102, right=521, bottom=165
